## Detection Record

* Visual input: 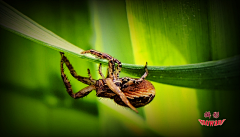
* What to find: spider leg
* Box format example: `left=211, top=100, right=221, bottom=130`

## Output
left=108, top=59, right=116, bottom=80
left=114, top=59, right=122, bottom=78
left=61, top=70, right=95, bottom=98
left=81, top=49, right=122, bottom=79
left=105, top=78, right=138, bottom=113
left=135, top=62, right=148, bottom=83
left=121, top=62, right=149, bottom=87
left=81, top=49, right=114, bottom=61
left=60, top=53, right=95, bottom=98
left=60, top=52, right=96, bottom=85
left=98, top=63, right=105, bottom=80
left=87, top=69, right=96, bottom=83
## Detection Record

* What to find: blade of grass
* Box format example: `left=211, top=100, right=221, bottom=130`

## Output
left=0, top=0, right=88, bottom=59
left=0, top=0, right=239, bottom=91
left=124, top=55, right=240, bottom=90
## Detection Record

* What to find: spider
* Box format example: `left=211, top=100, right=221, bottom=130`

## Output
left=60, top=49, right=155, bottom=113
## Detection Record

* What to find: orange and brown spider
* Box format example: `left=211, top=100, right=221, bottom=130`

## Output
left=60, top=49, right=155, bottom=113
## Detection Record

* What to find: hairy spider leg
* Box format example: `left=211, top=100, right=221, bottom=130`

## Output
left=109, top=59, right=116, bottom=80
left=114, top=59, right=122, bottom=78
left=87, top=69, right=96, bottom=83
left=60, top=53, right=96, bottom=98
left=121, top=62, right=149, bottom=87
left=98, top=63, right=105, bottom=80
left=60, top=52, right=96, bottom=85
left=105, top=78, right=138, bottom=113
left=81, top=49, right=122, bottom=79
left=135, top=62, right=149, bottom=83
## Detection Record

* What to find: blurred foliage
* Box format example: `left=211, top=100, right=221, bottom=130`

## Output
left=0, top=0, right=240, bottom=136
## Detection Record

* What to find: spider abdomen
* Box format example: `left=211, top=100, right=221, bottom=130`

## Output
left=114, top=80, right=155, bottom=108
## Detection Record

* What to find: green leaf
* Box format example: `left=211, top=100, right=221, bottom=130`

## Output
left=124, top=55, right=240, bottom=90
left=1, top=0, right=239, bottom=91
left=0, top=0, right=82, bottom=55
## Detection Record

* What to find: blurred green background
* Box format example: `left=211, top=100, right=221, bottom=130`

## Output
left=0, top=0, right=240, bottom=136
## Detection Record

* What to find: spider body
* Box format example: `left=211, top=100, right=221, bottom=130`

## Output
left=95, top=78, right=155, bottom=108
left=60, top=49, right=155, bottom=113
